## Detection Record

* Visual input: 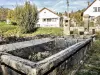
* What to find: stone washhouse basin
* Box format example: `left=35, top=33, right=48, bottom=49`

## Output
left=0, top=38, right=90, bottom=75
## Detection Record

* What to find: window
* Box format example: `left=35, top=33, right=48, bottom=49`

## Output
left=43, top=19, right=46, bottom=22
left=43, top=18, right=57, bottom=22
left=98, top=7, right=100, bottom=12
left=93, top=7, right=100, bottom=12
left=47, top=18, right=51, bottom=22
left=52, top=18, right=57, bottom=22
left=93, top=7, right=97, bottom=12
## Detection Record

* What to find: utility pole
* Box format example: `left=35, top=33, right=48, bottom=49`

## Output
left=67, top=0, right=70, bottom=32
left=63, top=0, right=70, bottom=36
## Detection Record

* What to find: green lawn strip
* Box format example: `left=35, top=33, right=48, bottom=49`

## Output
left=76, top=40, right=100, bottom=75
left=0, top=23, right=63, bottom=37
left=21, top=27, right=63, bottom=37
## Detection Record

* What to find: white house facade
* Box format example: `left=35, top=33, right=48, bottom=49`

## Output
left=83, top=0, right=100, bottom=34
left=37, top=8, right=61, bottom=27
left=83, top=0, right=100, bottom=20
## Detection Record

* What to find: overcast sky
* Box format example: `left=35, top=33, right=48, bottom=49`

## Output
left=0, top=0, right=94, bottom=12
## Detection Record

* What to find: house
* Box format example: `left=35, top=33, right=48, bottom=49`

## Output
left=82, top=0, right=100, bottom=34
left=83, top=0, right=100, bottom=21
left=37, top=7, right=62, bottom=27
left=7, top=7, right=68, bottom=28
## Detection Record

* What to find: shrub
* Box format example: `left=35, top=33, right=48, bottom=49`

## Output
left=11, top=22, right=17, bottom=25
left=3, top=28, right=21, bottom=37
left=96, top=32, right=100, bottom=39
left=16, top=1, right=38, bottom=33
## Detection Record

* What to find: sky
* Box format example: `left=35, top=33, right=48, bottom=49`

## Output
left=0, top=0, right=94, bottom=12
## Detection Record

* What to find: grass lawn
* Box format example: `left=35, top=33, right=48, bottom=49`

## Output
left=0, top=22, right=6, bottom=25
left=0, top=22, right=63, bottom=37
left=22, top=27, right=63, bottom=37
left=0, top=23, right=17, bottom=34
left=76, top=40, right=100, bottom=75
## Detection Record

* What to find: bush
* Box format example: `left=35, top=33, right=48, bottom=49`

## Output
left=15, top=1, right=38, bottom=33
left=11, top=22, right=17, bottom=25
left=95, top=32, right=100, bottom=39
left=4, top=29, right=18, bottom=37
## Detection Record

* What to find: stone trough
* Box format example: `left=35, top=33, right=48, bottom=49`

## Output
left=0, top=36, right=95, bottom=75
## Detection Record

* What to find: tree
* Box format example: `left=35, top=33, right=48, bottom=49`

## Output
left=70, top=9, right=85, bottom=27
left=58, top=12, right=63, bottom=17
left=17, top=1, right=38, bottom=33
left=7, top=10, right=14, bottom=21
left=7, top=6, right=22, bottom=25
left=14, top=5, right=23, bottom=23
left=64, top=11, right=67, bottom=16
left=0, top=7, right=9, bottom=21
